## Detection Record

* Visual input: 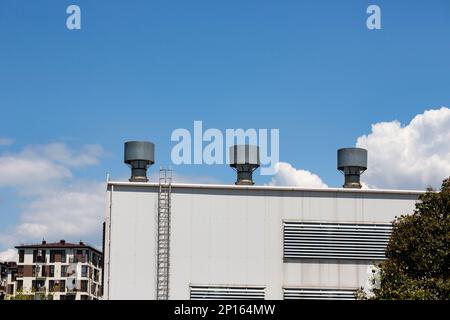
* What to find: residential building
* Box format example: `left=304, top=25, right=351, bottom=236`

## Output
left=14, top=240, right=102, bottom=300
left=0, top=262, right=6, bottom=300
left=4, top=262, right=18, bottom=299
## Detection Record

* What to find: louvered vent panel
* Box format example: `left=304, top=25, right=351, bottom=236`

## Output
left=284, top=288, right=356, bottom=300
left=190, top=286, right=265, bottom=300
left=284, top=222, right=392, bottom=260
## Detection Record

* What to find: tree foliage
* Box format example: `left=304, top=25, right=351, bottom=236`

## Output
left=370, top=178, right=450, bottom=299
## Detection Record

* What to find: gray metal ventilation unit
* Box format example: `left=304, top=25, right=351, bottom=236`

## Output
left=124, top=141, right=155, bottom=182
left=283, top=288, right=356, bottom=300
left=283, top=221, right=392, bottom=260
left=229, top=144, right=260, bottom=185
left=337, top=147, right=368, bottom=189
left=190, top=286, right=265, bottom=300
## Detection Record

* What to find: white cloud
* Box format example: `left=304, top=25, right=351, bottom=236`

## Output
left=0, top=142, right=105, bottom=250
left=269, top=162, right=328, bottom=188
left=0, top=143, right=103, bottom=191
left=14, top=182, right=105, bottom=243
left=21, top=143, right=103, bottom=167
left=0, top=138, right=14, bottom=146
left=356, top=107, right=450, bottom=190
left=0, top=156, right=71, bottom=189
left=0, top=248, right=17, bottom=262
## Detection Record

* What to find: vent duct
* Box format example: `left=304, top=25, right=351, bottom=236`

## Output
left=229, top=144, right=260, bottom=185
left=124, top=141, right=155, bottom=182
left=284, top=288, right=356, bottom=300
left=283, top=221, right=392, bottom=260
left=190, top=286, right=265, bottom=300
left=337, top=147, right=367, bottom=189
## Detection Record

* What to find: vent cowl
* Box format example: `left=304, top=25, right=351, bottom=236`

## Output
left=229, top=144, right=260, bottom=185
left=337, top=147, right=367, bottom=189
left=124, top=141, right=155, bottom=182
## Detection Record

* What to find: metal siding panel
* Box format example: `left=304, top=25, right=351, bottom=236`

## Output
left=109, top=187, right=158, bottom=300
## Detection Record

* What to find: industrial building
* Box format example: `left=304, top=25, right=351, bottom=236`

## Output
left=102, top=142, right=424, bottom=300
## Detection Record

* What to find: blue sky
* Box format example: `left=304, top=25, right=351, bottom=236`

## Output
left=1, top=0, right=450, bottom=253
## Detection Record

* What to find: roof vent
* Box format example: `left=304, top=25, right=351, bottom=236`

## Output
left=60, top=239, right=66, bottom=244
left=337, top=147, right=368, bottom=189
left=124, top=141, right=155, bottom=182
left=229, top=144, right=260, bottom=185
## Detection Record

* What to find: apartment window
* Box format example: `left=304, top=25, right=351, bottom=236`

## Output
left=283, top=288, right=356, bottom=300
left=61, top=265, right=67, bottom=277
left=7, top=284, right=14, bottom=294
left=0, top=265, right=5, bottom=277
left=41, top=265, right=46, bottom=277
left=80, top=280, right=88, bottom=292
left=75, top=249, right=86, bottom=263
left=49, top=280, right=65, bottom=293
left=91, top=283, right=96, bottom=295
left=50, top=250, right=56, bottom=263
left=93, top=269, right=99, bottom=282
left=32, top=280, right=45, bottom=291
left=17, top=266, right=24, bottom=277
left=18, top=250, right=24, bottom=263
left=17, top=280, right=23, bottom=291
left=49, top=280, right=55, bottom=292
left=81, top=265, right=88, bottom=278
left=11, top=270, right=17, bottom=281
left=50, top=250, right=66, bottom=263
left=283, top=221, right=392, bottom=260
left=33, top=249, right=46, bottom=263
left=190, top=286, right=265, bottom=300
left=60, top=280, right=66, bottom=293
left=49, top=265, right=55, bottom=277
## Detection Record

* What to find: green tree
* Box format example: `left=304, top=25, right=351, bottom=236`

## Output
left=362, top=177, right=450, bottom=299
left=8, top=289, right=34, bottom=300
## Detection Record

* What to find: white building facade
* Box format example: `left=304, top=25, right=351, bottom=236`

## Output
left=14, top=241, right=103, bottom=300
left=103, top=182, right=423, bottom=300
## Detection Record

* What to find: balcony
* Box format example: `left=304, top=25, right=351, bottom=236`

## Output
left=49, top=282, right=66, bottom=293
left=66, top=280, right=88, bottom=293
